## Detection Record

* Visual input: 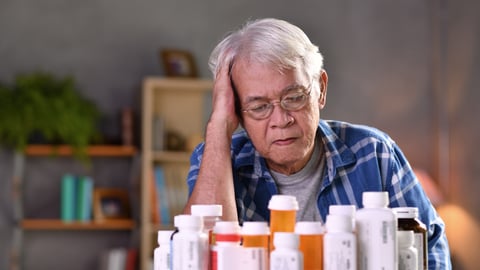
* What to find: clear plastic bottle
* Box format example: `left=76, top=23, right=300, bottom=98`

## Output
left=268, top=195, right=298, bottom=251
left=171, top=214, right=209, bottom=270
left=211, top=221, right=242, bottom=270
left=393, top=207, right=427, bottom=270
left=355, top=191, right=397, bottom=270
left=397, top=230, right=418, bottom=270
left=191, top=204, right=222, bottom=270
left=324, top=214, right=356, bottom=270
left=191, top=204, right=223, bottom=243
left=270, top=232, right=303, bottom=270
left=294, top=221, right=324, bottom=270
left=154, top=230, right=174, bottom=270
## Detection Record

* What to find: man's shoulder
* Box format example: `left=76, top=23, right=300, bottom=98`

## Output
left=321, top=120, right=395, bottom=146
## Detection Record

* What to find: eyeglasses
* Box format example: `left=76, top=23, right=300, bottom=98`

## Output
left=241, top=83, right=313, bottom=120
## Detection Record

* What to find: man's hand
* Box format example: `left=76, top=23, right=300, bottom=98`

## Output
left=209, top=63, right=240, bottom=137
left=183, top=63, right=239, bottom=222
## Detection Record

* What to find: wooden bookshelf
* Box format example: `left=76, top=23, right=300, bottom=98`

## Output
left=25, top=144, right=137, bottom=157
left=141, top=77, right=212, bottom=270
left=21, top=219, right=135, bottom=230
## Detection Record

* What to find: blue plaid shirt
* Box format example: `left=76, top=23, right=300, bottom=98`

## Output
left=187, top=120, right=451, bottom=269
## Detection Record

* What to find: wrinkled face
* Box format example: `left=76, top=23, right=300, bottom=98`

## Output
left=231, top=60, right=327, bottom=175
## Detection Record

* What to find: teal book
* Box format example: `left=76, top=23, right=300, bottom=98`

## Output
left=76, top=176, right=94, bottom=222
left=61, top=174, right=76, bottom=222
left=154, top=166, right=170, bottom=224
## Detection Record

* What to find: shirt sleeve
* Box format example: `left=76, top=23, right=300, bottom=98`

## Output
left=186, top=142, right=205, bottom=197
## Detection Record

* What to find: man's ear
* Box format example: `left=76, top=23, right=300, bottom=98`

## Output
left=318, top=70, right=328, bottom=108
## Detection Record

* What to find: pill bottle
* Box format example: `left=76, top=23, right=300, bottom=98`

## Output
left=268, top=195, right=298, bottom=250
left=242, top=221, right=270, bottom=269
left=329, top=204, right=356, bottom=232
left=154, top=230, right=174, bottom=270
left=242, top=221, right=270, bottom=249
left=397, top=230, right=418, bottom=270
left=211, top=221, right=241, bottom=270
left=191, top=204, right=223, bottom=243
left=270, top=232, right=303, bottom=270
left=171, top=214, right=209, bottom=270
left=393, top=207, right=427, bottom=270
left=323, top=214, right=356, bottom=270
left=355, top=191, right=397, bottom=270
left=294, top=221, right=324, bottom=270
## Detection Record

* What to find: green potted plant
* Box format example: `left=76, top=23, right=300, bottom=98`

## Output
left=0, top=71, right=100, bottom=159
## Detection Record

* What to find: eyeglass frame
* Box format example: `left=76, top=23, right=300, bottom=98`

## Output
left=240, top=81, right=314, bottom=120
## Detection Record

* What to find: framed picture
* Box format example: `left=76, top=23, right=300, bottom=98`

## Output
left=93, top=188, right=131, bottom=221
left=160, top=49, right=197, bottom=78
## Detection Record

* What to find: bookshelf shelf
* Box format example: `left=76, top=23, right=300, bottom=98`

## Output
left=11, top=143, right=140, bottom=270
left=21, top=219, right=135, bottom=230
left=25, top=144, right=137, bottom=157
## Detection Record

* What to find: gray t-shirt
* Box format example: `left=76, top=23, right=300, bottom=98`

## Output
left=270, top=138, right=326, bottom=222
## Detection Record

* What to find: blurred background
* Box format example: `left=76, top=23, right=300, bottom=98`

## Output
left=0, top=0, right=478, bottom=269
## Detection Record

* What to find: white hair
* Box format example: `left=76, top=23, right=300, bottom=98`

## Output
left=209, top=18, right=324, bottom=85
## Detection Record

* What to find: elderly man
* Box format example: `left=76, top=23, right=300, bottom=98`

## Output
left=184, top=18, right=451, bottom=269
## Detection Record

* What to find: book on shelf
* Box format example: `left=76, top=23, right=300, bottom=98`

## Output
left=76, top=176, right=94, bottom=222
left=61, top=174, right=77, bottom=222
left=150, top=171, right=160, bottom=224
left=99, top=247, right=138, bottom=270
left=162, top=165, right=189, bottom=219
left=154, top=166, right=171, bottom=225
left=61, top=174, right=94, bottom=223
left=150, top=164, right=189, bottom=225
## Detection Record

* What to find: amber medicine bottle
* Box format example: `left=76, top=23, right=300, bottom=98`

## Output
left=242, top=221, right=270, bottom=249
left=268, top=195, right=298, bottom=251
left=393, top=207, right=427, bottom=270
left=294, top=221, right=324, bottom=270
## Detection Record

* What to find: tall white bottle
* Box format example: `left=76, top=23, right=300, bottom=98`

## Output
left=154, top=230, right=174, bottom=270
left=270, top=232, right=303, bottom=270
left=356, top=191, right=397, bottom=270
left=171, top=214, right=209, bottom=270
left=324, top=214, right=356, bottom=270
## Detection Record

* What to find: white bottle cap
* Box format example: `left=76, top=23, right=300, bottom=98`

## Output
left=174, top=214, right=203, bottom=230
left=191, top=204, right=223, bottom=217
left=157, top=230, right=174, bottom=245
left=329, top=204, right=356, bottom=217
left=325, top=214, right=353, bottom=233
left=294, top=221, right=324, bottom=235
left=392, top=207, right=419, bottom=218
left=268, top=195, right=299, bottom=211
left=397, top=230, right=414, bottom=248
left=242, top=221, right=270, bottom=235
left=213, top=221, right=241, bottom=235
left=362, top=191, right=389, bottom=208
left=273, top=232, right=299, bottom=249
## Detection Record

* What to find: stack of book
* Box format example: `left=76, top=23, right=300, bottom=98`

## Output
left=60, top=174, right=94, bottom=223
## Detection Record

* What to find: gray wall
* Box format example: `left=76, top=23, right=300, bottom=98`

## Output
left=1, top=0, right=479, bottom=269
